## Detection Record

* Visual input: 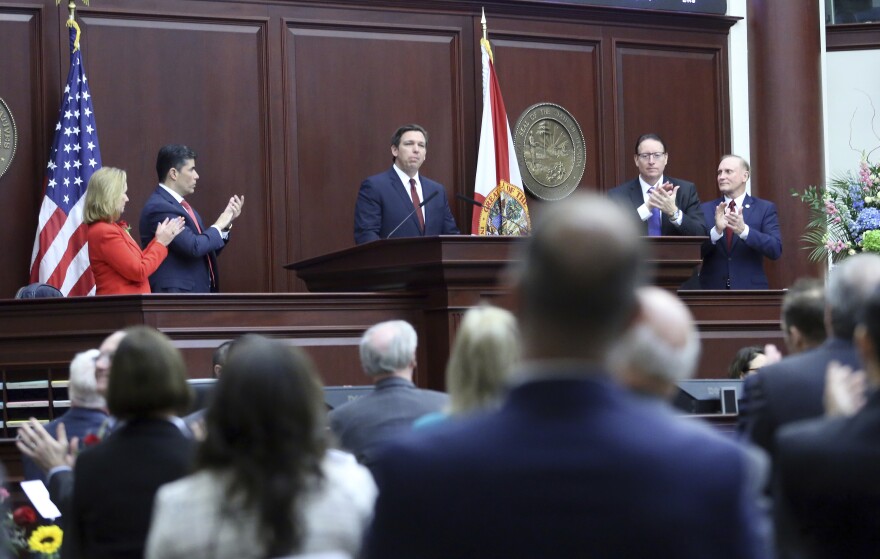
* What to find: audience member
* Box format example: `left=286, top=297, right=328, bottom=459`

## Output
left=84, top=166, right=184, bottom=294
left=414, top=306, right=520, bottom=428
left=699, top=155, right=782, bottom=289
left=780, top=278, right=826, bottom=354
left=22, top=349, right=107, bottom=483
left=328, top=320, right=447, bottom=467
left=774, top=286, right=880, bottom=558
left=364, top=194, right=767, bottom=558
left=729, top=346, right=769, bottom=379
left=17, top=330, right=127, bottom=528
left=63, top=326, right=193, bottom=559
left=609, top=286, right=700, bottom=398
left=738, top=254, right=880, bottom=457
left=183, top=340, right=232, bottom=430
left=607, top=133, right=705, bottom=237
left=146, top=335, right=376, bottom=559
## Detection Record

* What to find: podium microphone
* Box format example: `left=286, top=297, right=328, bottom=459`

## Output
left=456, top=193, right=484, bottom=208
left=386, top=191, right=439, bottom=239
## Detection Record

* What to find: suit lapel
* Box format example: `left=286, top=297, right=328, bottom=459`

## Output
left=626, top=180, right=649, bottom=235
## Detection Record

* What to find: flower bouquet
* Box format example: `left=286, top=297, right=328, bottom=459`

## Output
left=793, top=158, right=880, bottom=262
left=2, top=489, right=63, bottom=559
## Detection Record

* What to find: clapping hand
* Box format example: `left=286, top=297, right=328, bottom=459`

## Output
left=155, top=217, right=186, bottom=246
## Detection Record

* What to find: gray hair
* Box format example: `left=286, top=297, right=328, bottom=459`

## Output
left=359, top=320, right=418, bottom=377
left=827, top=254, right=880, bottom=340
left=607, top=323, right=701, bottom=384
left=69, top=348, right=105, bottom=408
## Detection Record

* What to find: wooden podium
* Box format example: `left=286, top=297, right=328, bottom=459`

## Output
left=288, top=235, right=706, bottom=390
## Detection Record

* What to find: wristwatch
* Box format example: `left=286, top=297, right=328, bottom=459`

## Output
left=668, top=209, right=682, bottom=221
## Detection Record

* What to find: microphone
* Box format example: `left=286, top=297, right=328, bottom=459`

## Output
left=456, top=193, right=484, bottom=208
left=386, top=191, right=439, bottom=239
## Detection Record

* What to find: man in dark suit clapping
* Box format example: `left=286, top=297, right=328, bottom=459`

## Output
left=139, top=144, right=244, bottom=293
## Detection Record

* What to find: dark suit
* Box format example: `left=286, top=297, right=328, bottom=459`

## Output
left=354, top=167, right=459, bottom=244
left=328, top=376, right=448, bottom=468
left=607, top=176, right=706, bottom=236
left=698, top=195, right=782, bottom=289
left=775, top=390, right=880, bottom=558
left=738, top=337, right=860, bottom=458
left=62, top=418, right=194, bottom=559
left=138, top=186, right=227, bottom=293
left=365, top=375, right=767, bottom=559
left=22, top=407, right=109, bottom=483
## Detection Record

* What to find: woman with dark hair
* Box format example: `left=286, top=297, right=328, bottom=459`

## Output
left=63, top=326, right=194, bottom=559
left=728, top=345, right=768, bottom=379
left=146, top=335, right=376, bottom=559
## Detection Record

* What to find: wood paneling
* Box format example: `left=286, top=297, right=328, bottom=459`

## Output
left=0, top=0, right=735, bottom=297
left=79, top=11, right=271, bottom=292
left=614, top=40, right=728, bottom=203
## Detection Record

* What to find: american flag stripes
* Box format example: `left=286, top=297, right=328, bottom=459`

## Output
left=29, top=25, right=102, bottom=296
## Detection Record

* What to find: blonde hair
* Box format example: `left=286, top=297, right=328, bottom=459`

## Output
left=83, top=167, right=126, bottom=224
left=446, top=306, right=521, bottom=415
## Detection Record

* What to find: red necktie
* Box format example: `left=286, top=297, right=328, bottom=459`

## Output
left=180, top=199, right=216, bottom=287
left=725, top=200, right=736, bottom=251
left=410, top=178, right=425, bottom=234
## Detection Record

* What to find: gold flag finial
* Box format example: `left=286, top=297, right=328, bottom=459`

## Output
left=56, top=0, right=88, bottom=52
left=481, top=7, right=487, bottom=41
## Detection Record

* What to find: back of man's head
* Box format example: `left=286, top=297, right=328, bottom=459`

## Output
left=858, top=287, right=880, bottom=378
left=827, top=254, right=880, bottom=340
left=212, top=340, right=232, bottom=378
left=359, top=320, right=418, bottom=379
left=513, top=193, right=645, bottom=361
left=781, top=278, right=826, bottom=353
left=608, top=287, right=700, bottom=398
left=69, top=348, right=106, bottom=409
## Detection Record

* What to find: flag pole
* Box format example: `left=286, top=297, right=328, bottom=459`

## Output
left=481, top=7, right=487, bottom=41
left=57, top=0, right=88, bottom=51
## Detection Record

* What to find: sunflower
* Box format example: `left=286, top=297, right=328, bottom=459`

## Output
left=28, top=524, right=63, bottom=555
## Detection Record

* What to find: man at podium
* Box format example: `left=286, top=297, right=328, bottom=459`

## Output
left=608, top=133, right=705, bottom=237
left=354, top=124, right=459, bottom=244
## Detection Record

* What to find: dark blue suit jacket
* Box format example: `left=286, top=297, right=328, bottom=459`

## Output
left=607, top=176, right=706, bottom=236
left=354, top=167, right=459, bottom=244
left=699, top=195, right=782, bottom=289
left=22, top=407, right=109, bottom=483
left=138, top=186, right=227, bottom=293
left=365, top=375, right=767, bottom=559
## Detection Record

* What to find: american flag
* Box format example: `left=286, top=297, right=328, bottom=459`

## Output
left=29, top=25, right=102, bottom=296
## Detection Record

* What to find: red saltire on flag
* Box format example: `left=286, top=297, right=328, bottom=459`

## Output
left=472, top=37, right=530, bottom=236
left=29, top=23, right=102, bottom=296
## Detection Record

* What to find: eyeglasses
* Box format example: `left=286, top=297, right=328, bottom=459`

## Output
left=637, top=152, right=667, bottom=161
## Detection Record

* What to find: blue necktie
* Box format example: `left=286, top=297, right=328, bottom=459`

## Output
left=647, top=187, right=661, bottom=236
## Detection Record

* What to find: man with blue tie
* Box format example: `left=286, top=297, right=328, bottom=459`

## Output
left=607, top=133, right=706, bottom=237
left=699, top=155, right=782, bottom=289
left=354, top=124, right=459, bottom=244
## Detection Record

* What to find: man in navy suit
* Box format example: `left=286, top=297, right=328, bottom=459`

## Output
left=354, top=124, right=459, bottom=244
left=365, top=194, right=767, bottom=559
left=699, top=155, right=782, bottom=289
left=139, top=144, right=244, bottom=293
left=775, top=285, right=880, bottom=558
left=607, top=133, right=706, bottom=237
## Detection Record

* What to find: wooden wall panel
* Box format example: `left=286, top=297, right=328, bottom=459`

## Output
left=0, top=8, right=48, bottom=298
left=0, top=0, right=735, bottom=297
left=77, top=12, right=271, bottom=292
left=285, top=23, right=465, bottom=262
left=488, top=33, right=601, bottom=219
left=615, top=42, right=728, bottom=203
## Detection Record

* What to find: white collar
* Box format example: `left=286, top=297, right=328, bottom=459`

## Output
left=159, top=183, right=185, bottom=204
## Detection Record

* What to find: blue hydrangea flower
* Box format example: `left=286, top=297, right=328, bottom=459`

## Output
left=853, top=207, right=880, bottom=235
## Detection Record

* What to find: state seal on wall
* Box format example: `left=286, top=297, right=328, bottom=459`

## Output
left=513, top=103, right=585, bottom=201
left=0, top=98, right=17, bottom=180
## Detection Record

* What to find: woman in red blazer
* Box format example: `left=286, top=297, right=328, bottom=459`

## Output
left=84, top=167, right=184, bottom=295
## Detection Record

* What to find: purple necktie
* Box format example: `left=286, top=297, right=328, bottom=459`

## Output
left=647, top=187, right=661, bottom=236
